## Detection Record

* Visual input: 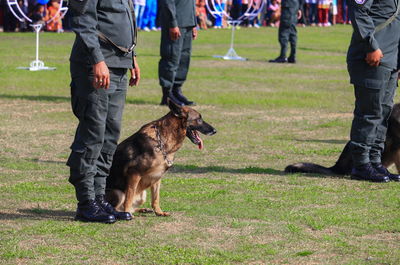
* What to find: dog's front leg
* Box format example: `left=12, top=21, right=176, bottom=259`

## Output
left=392, top=149, right=400, bottom=173
left=124, top=173, right=141, bottom=214
left=151, top=179, right=170, bottom=216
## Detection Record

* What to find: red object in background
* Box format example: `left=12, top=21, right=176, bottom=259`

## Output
left=0, top=7, right=4, bottom=27
left=337, top=0, right=348, bottom=24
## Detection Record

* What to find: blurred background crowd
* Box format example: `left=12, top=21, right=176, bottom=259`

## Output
left=0, top=0, right=351, bottom=33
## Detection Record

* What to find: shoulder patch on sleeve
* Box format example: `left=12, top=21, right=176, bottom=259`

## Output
left=354, top=0, right=366, bottom=4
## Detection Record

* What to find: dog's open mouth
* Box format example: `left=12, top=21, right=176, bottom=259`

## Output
left=186, top=129, right=204, bottom=150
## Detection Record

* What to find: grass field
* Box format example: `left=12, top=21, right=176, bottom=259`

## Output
left=1, top=26, right=400, bottom=264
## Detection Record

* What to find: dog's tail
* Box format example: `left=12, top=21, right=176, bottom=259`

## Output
left=284, top=163, right=336, bottom=175
left=285, top=141, right=354, bottom=176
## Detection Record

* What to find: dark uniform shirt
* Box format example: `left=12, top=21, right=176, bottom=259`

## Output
left=159, top=0, right=196, bottom=28
left=69, top=0, right=136, bottom=68
left=281, top=0, right=302, bottom=9
left=347, top=0, right=400, bottom=71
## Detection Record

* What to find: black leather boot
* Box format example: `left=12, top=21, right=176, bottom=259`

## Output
left=373, top=163, right=400, bottom=181
left=288, top=56, right=296, bottom=63
left=351, top=163, right=390, bottom=183
left=96, top=195, right=132, bottom=221
left=160, top=87, right=169, bottom=105
left=268, top=56, right=287, bottom=63
left=75, top=199, right=116, bottom=223
left=160, top=87, right=185, bottom=106
left=288, top=49, right=296, bottom=63
left=172, top=86, right=196, bottom=106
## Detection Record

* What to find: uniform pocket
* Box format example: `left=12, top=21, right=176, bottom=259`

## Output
left=70, top=80, right=87, bottom=119
left=364, top=78, right=384, bottom=90
left=348, top=64, right=390, bottom=89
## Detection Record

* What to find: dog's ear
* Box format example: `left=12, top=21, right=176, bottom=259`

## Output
left=168, top=98, right=184, bottom=117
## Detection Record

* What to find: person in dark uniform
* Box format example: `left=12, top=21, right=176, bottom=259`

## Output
left=158, top=0, right=197, bottom=106
left=347, top=0, right=400, bottom=182
left=269, top=0, right=303, bottom=63
left=67, top=0, right=141, bottom=223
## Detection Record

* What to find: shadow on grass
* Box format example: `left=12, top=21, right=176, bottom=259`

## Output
left=0, top=208, right=75, bottom=221
left=0, top=93, right=156, bottom=105
left=294, top=138, right=348, bottom=145
left=139, top=53, right=210, bottom=59
left=24, top=159, right=284, bottom=176
left=172, top=164, right=351, bottom=180
left=286, top=171, right=348, bottom=180
left=30, top=158, right=65, bottom=164
left=0, top=94, right=70, bottom=103
left=171, top=164, right=284, bottom=175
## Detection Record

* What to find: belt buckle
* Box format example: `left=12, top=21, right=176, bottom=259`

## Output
left=125, top=44, right=135, bottom=55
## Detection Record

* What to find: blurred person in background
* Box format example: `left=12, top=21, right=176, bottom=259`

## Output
left=141, top=0, right=157, bottom=31
left=269, top=0, right=303, bottom=63
left=158, top=0, right=197, bottom=106
left=134, top=0, right=146, bottom=30
left=46, top=0, right=63, bottom=32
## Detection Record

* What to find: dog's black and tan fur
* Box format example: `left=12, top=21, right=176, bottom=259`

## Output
left=106, top=100, right=216, bottom=216
left=285, top=103, right=400, bottom=175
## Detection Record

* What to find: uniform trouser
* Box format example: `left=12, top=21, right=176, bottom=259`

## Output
left=67, top=63, right=127, bottom=203
left=158, top=26, right=193, bottom=90
left=348, top=64, right=398, bottom=167
left=230, top=3, right=242, bottom=20
left=278, top=7, right=298, bottom=59
left=306, top=4, right=317, bottom=24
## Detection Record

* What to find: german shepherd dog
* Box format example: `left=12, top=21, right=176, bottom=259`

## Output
left=285, top=103, right=400, bottom=175
left=105, top=100, right=217, bottom=216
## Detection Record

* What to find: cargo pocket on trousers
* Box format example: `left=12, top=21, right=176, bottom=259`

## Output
left=70, top=80, right=88, bottom=120
left=66, top=147, right=86, bottom=169
left=364, top=79, right=384, bottom=90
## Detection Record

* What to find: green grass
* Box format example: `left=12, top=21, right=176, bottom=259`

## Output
left=1, top=26, right=400, bottom=264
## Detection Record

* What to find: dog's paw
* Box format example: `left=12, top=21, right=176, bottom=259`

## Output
left=137, top=208, right=154, bottom=214
left=155, top=211, right=170, bottom=217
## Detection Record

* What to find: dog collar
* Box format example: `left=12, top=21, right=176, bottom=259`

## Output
left=153, top=125, right=173, bottom=167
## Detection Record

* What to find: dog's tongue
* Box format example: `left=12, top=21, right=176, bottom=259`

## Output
left=198, top=137, right=204, bottom=150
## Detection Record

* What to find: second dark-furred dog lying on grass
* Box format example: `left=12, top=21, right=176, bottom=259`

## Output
left=285, top=103, right=400, bottom=175
left=106, top=100, right=216, bottom=216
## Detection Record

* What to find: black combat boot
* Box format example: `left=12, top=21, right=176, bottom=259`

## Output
left=350, top=163, right=390, bottom=183
left=160, top=87, right=169, bottom=105
left=268, top=56, right=288, bottom=63
left=172, top=86, right=196, bottom=106
left=288, top=48, right=296, bottom=63
left=96, top=195, right=132, bottom=221
left=75, top=199, right=116, bottom=223
left=288, top=56, right=296, bottom=63
left=160, top=87, right=185, bottom=106
left=372, top=163, right=400, bottom=181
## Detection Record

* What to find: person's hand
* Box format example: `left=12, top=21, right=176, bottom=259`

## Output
left=365, top=49, right=383, bottom=67
left=297, top=10, right=302, bottom=19
left=169, top=27, right=181, bottom=41
left=129, top=58, right=140, bottom=86
left=192, top=27, right=198, bottom=40
left=93, top=61, right=110, bottom=89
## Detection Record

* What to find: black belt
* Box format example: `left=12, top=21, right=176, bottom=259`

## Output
left=97, top=31, right=136, bottom=55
